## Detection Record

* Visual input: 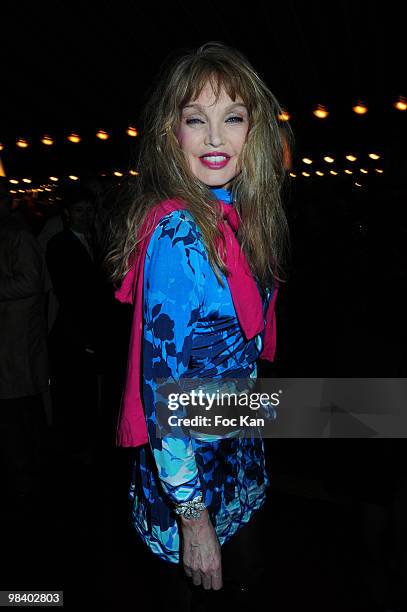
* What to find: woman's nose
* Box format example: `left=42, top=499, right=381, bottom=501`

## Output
left=205, top=123, right=224, bottom=147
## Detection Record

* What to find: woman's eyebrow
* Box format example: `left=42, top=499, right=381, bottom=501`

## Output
left=183, top=102, right=247, bottom=111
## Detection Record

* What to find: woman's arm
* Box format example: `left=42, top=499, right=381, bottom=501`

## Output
left=143, top=210, right=222, bottom=588
left=143, top=211, right=205, bottom=504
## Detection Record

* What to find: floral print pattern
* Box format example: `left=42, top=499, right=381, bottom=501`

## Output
left=129, top=188, right=273, bottom=563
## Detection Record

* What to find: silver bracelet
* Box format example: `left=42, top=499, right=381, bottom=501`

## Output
left=174, top=494, right=206, bottom=520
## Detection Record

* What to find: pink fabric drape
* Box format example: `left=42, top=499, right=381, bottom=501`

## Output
left=115, top=199, right=279, bottom=447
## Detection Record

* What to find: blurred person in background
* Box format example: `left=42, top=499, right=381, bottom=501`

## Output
left=46, top=186, right=102, bottom=464
left=0, top=179, right=49, bottom=509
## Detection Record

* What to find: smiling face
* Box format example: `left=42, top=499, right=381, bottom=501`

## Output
left=175, top=81, right=249, bottom=189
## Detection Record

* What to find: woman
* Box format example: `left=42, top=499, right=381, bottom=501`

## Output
left=106, top=41, right=292, bottom=609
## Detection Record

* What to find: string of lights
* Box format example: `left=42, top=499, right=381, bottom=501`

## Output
left=4, top=157, right=385, bottom=197
left=276, top=97, right=407, bottom=121
left=289, top=152, right=385, bottom=188
left=0, top=96, right=405, bottom=151
left=0, top=126, right=139, bottom=151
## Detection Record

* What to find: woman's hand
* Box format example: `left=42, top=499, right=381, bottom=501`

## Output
left=179, top=508, right=223, bottom=590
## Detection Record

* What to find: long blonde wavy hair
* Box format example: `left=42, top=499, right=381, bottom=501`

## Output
left=105, top=41, right=293, bottom=290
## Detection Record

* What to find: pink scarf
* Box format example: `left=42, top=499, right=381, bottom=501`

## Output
left=115, top=198, right=279, bottom=447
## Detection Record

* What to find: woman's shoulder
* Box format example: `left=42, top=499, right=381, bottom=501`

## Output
left=155, top=206, right=200, bottom=231
left=148, top=206, right=204, bottom=252
left=144, top=206, right=208, bottom=281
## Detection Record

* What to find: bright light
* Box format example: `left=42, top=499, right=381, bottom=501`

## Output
left=129, top=170, right=139, bottom=176
left=313, top=104, right=329, bottom=119
left=49, top=176, right=59, bottom=181
left=352, top=101, right=368, bottom=115
left=16, top=138, right=29, bottom=148
left=44, top=188, right=52, bottom=192
left=96, top=130, right=109, bottom=141
left=368, top=153, right=380, bottom=160
left=360, top=168, right=368, bottom=174
left=323, top=156, right=334, bottom=163
left=345, top=169, right=353, bottom=175
left=18, top=189, right=25, bottom=193
left=354, top=182, right=362, bottom=187
left=330, top=170, right=338, bottom=175
left=302, top=171, right=310, bottom=177
left=68, top=133, right=81, bottom=143
left=316, top=171, right=324, bottom=176
left=114, top=171, right=123, bottom=177
left=394, top=96, right=407, bottom=111
left=302, top=158, right=313, bottom=165
left=9, top=179, right=19, bottom=184
left=346, top=155, right=357, bottom=162
left=41, top=135, right=54, bottom=146
left=0, top=143, right=4, bottom=151
left=278, top=110, right=290, bottom=122
left=22, top=178, right=32, bottom=184
left=127, top=126, right=138, bottom=137
left=37, top=188, right=44, bottom=192
left=10, top=190, right=17, bottom=194
left=68, top=175, right=79, bottom=181
left=289, top=172, right=296, bottom=178
left=375, top=169, right=384, bottom=174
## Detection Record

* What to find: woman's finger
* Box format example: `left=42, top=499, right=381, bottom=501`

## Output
left=183, top=565, right=192, bottom=578
left=201, top=573, right=212, bottom=590
left=211, top=569, right=223, bottom=591
left=192, top=570, right=202, bottom=586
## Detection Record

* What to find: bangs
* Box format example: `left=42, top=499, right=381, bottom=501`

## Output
left=177, top=65, right=251, bottom=112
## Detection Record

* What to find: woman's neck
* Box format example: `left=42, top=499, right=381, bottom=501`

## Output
left=209, top=186, right=233, bottom=204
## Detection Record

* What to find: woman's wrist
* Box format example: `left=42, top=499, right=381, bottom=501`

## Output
left=180, top=510, right=211, bottom=535
left=179, top=507, right=210, bottom=526
left=174, top=493, right=206, bottom=521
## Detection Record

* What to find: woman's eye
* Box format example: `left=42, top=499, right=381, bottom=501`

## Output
left=185, top=116, right=244, bottom=125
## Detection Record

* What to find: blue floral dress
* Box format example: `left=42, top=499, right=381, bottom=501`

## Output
left=129, top=187, right=273, bottom=564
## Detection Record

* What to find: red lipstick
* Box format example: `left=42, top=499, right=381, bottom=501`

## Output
left=199, top=152, right=231, bottom=169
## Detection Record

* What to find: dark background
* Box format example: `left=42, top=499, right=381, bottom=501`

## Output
left=1, top=1, right=406, bottom=183
left=1, top=2, right=406, bottom=611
